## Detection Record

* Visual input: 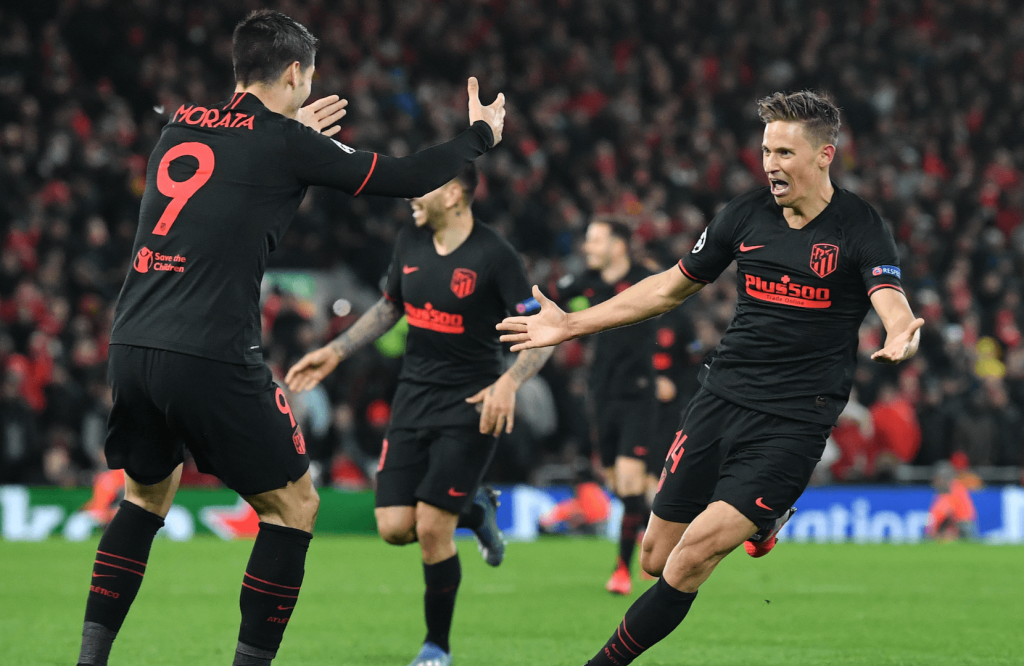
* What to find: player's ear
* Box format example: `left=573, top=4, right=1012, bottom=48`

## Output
left=819, top=143, right=836, bottom=169
left=443, top=180, right=463, bottom=209
left=283, top=61, right=301, bottom=90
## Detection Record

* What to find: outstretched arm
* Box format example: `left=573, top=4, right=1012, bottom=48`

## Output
left=869, top=288, right=924, bottom=364
left=296, top=78, right=505, bottom=198
left=466, top=346, right=555, bottom=436
left=285, top=297, right=403, bottom=392
left=497, top=267, right=704, bottom=352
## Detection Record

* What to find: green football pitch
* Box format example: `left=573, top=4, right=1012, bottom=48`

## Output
left=3, top=537, right=1021, bottom=666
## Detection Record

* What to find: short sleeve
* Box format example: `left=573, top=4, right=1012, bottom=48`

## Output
left=494, top=243, right=535, bottom=315
left=856, top=207, right=904, bottom=297
left=382, top=232, right=406, bottom=305
left=678, top=203, right=739, bottom=284
left=285, top=123, right=378, bottom=195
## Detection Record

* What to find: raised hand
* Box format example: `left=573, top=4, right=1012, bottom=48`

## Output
left=871, top=317, right=925, bottom=364
left=497, top=285, right=571, bottom=352
left=295, top=95, right=349, bottom=137
left=467, top=76, right=505, bottom=146
left=285, top=346, right=341, bottom=392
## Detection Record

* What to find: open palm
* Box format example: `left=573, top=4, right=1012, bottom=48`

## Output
left=497, top=285, right=571, bottom=352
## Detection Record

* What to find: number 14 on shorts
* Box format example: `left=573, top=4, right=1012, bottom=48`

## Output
left=658, top=430, right=687, bottom=492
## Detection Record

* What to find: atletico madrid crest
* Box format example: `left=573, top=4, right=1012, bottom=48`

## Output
left=450, top=268, right=477, bottom=298
left=809, top=243, right=839, bottom=278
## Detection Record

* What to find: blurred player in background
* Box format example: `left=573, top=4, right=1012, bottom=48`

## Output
left=499, top=90, right=923, bottom=665
left=554, top=218, right=657, bottom=595
left=75, top=9, right=504, bottom=666
left=286, top=164, right=552, bottom=666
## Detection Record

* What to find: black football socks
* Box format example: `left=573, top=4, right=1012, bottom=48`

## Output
left=618, top=495, right=649, bottom=571
left=586, top=577, right=697, bottom=666
left=78, top=500, right=164, bottom=666
left=234, top=522, right=312, bottom=666
left=423, top=554, right=461, bottom=653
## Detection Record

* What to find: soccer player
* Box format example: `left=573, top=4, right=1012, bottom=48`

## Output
left=554, top=218, right=657, bottom=596
left=76, top=10, right=505, bottom=666
left=285, top=164, right=553, bottom=666
left=498, top=91, right=924, bottom=665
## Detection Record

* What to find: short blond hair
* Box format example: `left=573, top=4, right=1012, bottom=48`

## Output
left=757, top=90, right=841, bottom=147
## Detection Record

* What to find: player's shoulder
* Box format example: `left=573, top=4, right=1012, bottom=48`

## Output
left=834, top=185, right=881, bottom=218
left=472, top=221, right=520, bottom=257
left=708, top=187, right=773, bottom=235
left=833, top=185, right=889, bottom=236
left=722, top=186, right=774, bottom=217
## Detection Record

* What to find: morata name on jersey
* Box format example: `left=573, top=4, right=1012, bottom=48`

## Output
left=170, top=104, right=255, bottom=130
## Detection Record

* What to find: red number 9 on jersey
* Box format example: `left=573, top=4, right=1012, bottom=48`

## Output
left=153, top=142, right=215, bottom=236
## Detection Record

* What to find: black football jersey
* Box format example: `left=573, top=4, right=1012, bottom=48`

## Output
left=383, top=222, right=533, bottom=427
left=556, top=264, right=657, bottom=400
left=110, top=93, right=493, bottom=364
left=679, top=185, right=903, bottom=425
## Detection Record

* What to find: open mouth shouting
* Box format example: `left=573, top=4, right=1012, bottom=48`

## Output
left=769, top=177, right=790, bottom=197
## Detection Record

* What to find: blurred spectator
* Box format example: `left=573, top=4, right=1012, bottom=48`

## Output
left=870, top=383, right=922, bottom=479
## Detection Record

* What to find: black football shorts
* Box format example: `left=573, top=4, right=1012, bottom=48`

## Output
left=105, top=344, right=309, bottom=496
left=650, top=395, right=688, bottom=475
left=652, top=387, right=828, bottom=531
left=375, top=425, right=497, bottom=514
left=594, top=396, right=657, bottom=469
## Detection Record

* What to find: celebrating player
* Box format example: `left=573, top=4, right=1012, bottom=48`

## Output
left=75, top=10, right=504, bottom=666
left=498, top=91, right=923, bottom=665
left=554, top=218, right=658, bottom=596
left=285, top=163, right=553, bottom=666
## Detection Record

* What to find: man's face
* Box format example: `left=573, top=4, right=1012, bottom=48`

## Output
left=762, top=121, right=830, bottom=207
left=583, top=222, right=615, bottom=270
left=409, top=183, right=449, bottom=228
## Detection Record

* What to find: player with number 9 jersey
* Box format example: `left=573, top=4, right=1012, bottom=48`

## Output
left=79, top=10, right=504, bottom=666
left=107, top=91, right=498, bottom=492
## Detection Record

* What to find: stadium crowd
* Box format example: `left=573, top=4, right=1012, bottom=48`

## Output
left=3, top=0, right=1024, bottom=487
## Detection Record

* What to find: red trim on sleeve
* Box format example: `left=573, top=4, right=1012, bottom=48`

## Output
left=229, top=92, right=247, bottom=109
left=382, top=291, right=398, bottom=303
left=867, top=283, right=904, bottom=296
left=677, top=260, right=709, bottom=284
left=353, top=153, right=378, bottom=197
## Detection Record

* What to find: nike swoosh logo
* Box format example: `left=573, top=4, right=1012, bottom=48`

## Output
left=277, top=605, right=295, bottom=611
left=92, top=573, right=116, bottom=578
left=755, top=497, right=773, bottom=511
left=448, top=488, right=468, bottom=497
left=739, top=243, right=765, bottom=252
left=402, top=265, right=419, bottom=274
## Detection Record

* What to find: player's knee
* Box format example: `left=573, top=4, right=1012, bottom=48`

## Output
left=378, top=519, right=416, bottom=545
left=639, top=543, right=665, bottom=577
left=414, top=518, right=448, bottom=548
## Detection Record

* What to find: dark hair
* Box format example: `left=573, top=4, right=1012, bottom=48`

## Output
left=453, top=163, right=479, bottom=202
left=592, top=216, right=632, bottom=246
left=232, top=10, right=319, bottom=87
left=757, top=90, right=841, bottom=147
